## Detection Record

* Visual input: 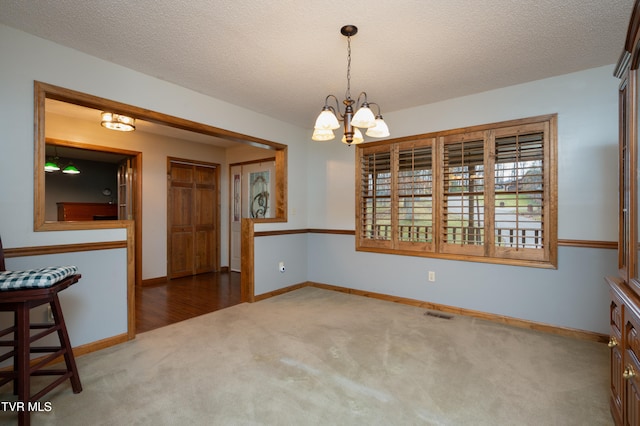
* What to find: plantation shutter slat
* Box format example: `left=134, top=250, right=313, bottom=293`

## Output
left=359, top=148, right=392, bottom=246
left=494, top=132, right=545, bottom=256
left=441, top=139, right=485, bottom=254
left=397, top=144, right=434, bottom=250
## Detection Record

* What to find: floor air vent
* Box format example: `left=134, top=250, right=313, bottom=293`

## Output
left=424, top=311, right=453, bottom=320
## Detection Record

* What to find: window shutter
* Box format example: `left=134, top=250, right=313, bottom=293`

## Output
left=441, top=137, right=485, bottom=255
left=358, top=147, right=392, bottom=248
left=396, top=142, right=434, bottom=251
left=493, top=132, right=546, bottom=259
left=355, top=114, right=556, bottom=268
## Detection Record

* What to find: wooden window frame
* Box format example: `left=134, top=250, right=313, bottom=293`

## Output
left=356, top=114, right=558, bottom=269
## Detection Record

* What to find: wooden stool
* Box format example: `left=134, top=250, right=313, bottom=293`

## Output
left=0, top=239, right=82, bottom=426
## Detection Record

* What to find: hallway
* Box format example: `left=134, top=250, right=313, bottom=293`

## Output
left=135, top=271, right=241, bottom=333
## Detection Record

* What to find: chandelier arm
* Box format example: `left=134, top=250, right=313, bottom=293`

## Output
left=368, top=102, right=382, bottom=116
left=324, top=94, right=344, bottom=118
left=355, top=92, right=369, bottom=108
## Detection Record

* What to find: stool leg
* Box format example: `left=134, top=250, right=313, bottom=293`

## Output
left=50, top=296, right=82, bottom=393
left=16, top=304, right=30, bottom=426
left=12, top=310, right=18, bottom=395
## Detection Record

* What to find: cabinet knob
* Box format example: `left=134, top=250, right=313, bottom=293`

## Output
left=624, top=365, right=636, bottom=380
left=608, top=336, right=618, bottom=348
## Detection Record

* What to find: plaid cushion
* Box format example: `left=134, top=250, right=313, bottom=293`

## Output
left=0, top=266, right=78, bottom=290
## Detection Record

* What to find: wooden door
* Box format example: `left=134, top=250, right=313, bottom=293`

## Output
left=168, top=160, right=218, bottom=279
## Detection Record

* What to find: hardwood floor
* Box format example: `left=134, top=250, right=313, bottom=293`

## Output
left=135, top=271, right=241, bottom=333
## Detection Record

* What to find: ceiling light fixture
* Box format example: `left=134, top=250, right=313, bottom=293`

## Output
left=44, top=158, right=80, bottom=175
left=62, top=162, right=80, bottom=175
left=101, top=112, right=136, bottom=132
left=44, top=147, right=80, bottom=175
left=312, top=25, right=390, bottom=146
left=44, top=157, right=61, bottom=172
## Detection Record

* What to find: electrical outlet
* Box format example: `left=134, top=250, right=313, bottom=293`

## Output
left=47, top=305, right=54, bottom=323
left=278, top=261, right=286, bottom=273
left=428, top=271, right=436, bottom=282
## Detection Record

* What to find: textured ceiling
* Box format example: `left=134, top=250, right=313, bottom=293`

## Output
left=0, top=0, right=635, bottom=131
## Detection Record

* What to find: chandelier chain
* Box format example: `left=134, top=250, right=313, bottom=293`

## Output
left=345, top=35, right=352, bottom=100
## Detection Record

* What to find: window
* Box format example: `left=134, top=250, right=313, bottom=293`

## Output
left=356, top=115, right=557, bottom=268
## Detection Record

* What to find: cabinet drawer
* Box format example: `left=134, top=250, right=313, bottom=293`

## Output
left=627, top=313, right=640, bottom=363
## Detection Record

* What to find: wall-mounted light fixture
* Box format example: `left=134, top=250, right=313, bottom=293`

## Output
left=101, top=112, right=136, bottom=132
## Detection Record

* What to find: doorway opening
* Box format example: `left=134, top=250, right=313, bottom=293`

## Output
left=34, top=81, right=289, bottom=338
left=45, top=141, right=139, bottom=220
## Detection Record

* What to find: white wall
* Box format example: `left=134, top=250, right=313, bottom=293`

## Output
left=2, top=249, right=128, bottom=349
left=306, top=234, right=615, bottom=334
left=296, top=65, right=619, bottom=334
left=0, top=25, right=308, bottom=345
left=0, top=24, right=308, bottom=250
left=0, top=22, right=620, bottom=342
left=47, top=112, right=231, bottom=279
left=307, top=65, right=619, bottom=240
left=254, top=234, right=308, bottom=296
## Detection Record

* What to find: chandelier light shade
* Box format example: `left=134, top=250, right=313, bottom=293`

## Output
left=312, top=25, right=389, bottom=145
left=314, top=108, right=341, bottom=130
left=365, top=116, right=390, bottom=138
left=101, top=112, right=136, bottom=132
left=311, top=128, right=336, bottom=141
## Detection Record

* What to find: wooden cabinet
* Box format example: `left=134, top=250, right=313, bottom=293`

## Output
left=609, top=279, right=640, bottom=425
left=57, top=202, right=118, bottom=221
left=610, top=287, right=624, bottom=425
left=609, top=1, right=640, bottom=424
left=624, top=305, right=640, bottom=425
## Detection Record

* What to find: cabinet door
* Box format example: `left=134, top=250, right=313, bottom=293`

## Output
left=612, top=297, right=624, bottom=423
left=612, top=344, right=624, bottom=424
left=626, top=314, right=640, bottom=425
left=635, top=68, right=640, bottom=289
left=624, top=354, right=640, bottom=425
left=620, top=75, right=631, bottom=280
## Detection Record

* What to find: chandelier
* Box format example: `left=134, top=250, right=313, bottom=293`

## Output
left=312, top=25, right=390, bottom=145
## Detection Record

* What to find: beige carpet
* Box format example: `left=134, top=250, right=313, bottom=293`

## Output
left=0, top=287, right=612, bottom=425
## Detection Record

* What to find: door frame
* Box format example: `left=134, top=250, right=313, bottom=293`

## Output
left=34, top=82, right=289, bottom=335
